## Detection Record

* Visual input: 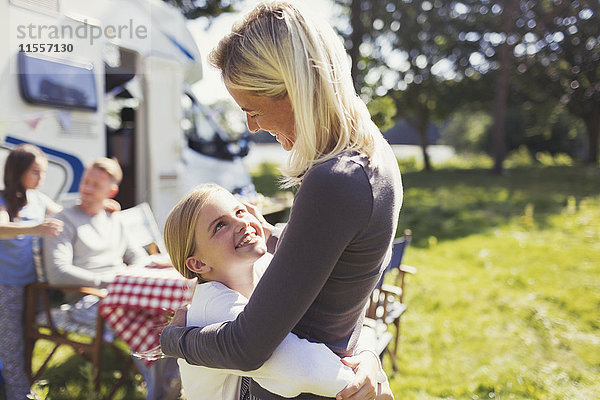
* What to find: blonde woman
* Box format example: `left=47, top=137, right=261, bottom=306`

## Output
left=161, top=2, right=402, bottom=399
left=164, top=184, right=370, bottom=399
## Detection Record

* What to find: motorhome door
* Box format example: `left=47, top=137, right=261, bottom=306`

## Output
left=141, top=55, right=185, bottom=228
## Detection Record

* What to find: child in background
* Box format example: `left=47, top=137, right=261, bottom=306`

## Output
left=0, top=144, right=63, bottom=400
left=164, top=184, right=389, bottom=400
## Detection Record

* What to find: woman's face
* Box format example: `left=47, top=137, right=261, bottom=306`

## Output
left=227, top=87, right=296, bottom=151
left=190, top=190, right=267, bottom=281
left=21, top=157, right=47, bottom=190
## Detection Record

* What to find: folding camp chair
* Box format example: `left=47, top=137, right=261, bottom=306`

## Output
left=365, top=230, right=416, bottom=371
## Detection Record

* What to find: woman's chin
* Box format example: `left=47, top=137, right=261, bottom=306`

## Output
left=278, top=140, right=293, bottom=151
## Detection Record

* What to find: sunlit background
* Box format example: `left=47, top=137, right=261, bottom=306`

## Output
left=3, top=1, right=597, bottom=399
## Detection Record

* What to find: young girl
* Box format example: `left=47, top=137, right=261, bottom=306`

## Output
left=164, top=184, right=390, bottom=400
left=0, top=144, right=63, bottom=400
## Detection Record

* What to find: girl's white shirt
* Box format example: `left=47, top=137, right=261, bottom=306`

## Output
left=178, top=253, right=354, bottom=400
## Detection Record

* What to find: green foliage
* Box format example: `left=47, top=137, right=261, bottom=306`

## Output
left=504, top=145, right=535, bottom=168
left=440, top=107, right=587, bottom=161
left=250, top=161, right=286, bottom=196
left=397, top=157, right=422, bottom=173
left=504, top=146, right=576, bottom=169
left=440, top=111, right=493, bottom=153
left=27, top=382, right=49, bottom=400
left=162, top=0, right=235, bottom=19
left=493, top=106, right=586, bottom=161
left=434, top=153, right=494, bottom=170
left=367, top=96, right=397, bottom=132
left=535, top=152, right=574, bottom=167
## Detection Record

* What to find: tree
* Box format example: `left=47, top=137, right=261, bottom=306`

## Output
left=162, top=0, right=235, bottom=19
left=490, top=0, right=518, bottom=173
left=466, top=0, right=600, bottom=167
left=338, top=0, right=600, bottom=171
left=339, top=2, right=488, bottom=171
left=336, top=0, right=490, bottom=171
left=523, top=0, right=600, bottom=164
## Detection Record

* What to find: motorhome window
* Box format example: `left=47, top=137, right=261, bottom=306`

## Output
left=18, top=52, right=98, bottom=111
left=181, top=93, right=217, bottom=143
left=193, top=111, right=217, bottom=142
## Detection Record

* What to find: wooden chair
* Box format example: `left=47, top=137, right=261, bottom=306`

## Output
left=365, top=230, right=416, bottom=371
left=24, top=278, right=136, bottom=399
left=24, top=202, right=164, bottom=398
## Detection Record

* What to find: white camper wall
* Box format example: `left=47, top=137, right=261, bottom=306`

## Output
left=1, top=1, right=106, bottom=202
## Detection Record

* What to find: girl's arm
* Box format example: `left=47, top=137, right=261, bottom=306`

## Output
left=230, top=333, right=355, bottom=397
left=185, top=284, right=355, bottom=398
left=0, top=207, right=63, bottom=239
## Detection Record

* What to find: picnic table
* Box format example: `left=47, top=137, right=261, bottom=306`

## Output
left=98, top=265, right=196, bottom=366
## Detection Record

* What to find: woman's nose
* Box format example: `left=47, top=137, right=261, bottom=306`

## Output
left=246, top=115, right=259, bottom=133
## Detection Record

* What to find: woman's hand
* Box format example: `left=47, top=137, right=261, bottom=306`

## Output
left=243, top=201, right=275, bottom=242
left=35, top=218, right=64, bottom=237
left=336, top=352, right=393, bottom=400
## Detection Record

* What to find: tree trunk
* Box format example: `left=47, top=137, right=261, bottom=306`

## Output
left=492, top=0, right=518, bottom=174
left=583, top=107, right=600, bottom=164
left=417, top=107, right=432, bottom=171
left=349, top=0, right=363, bottom=92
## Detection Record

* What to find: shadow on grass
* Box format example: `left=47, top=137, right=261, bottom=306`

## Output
left=398, top=166, right=600, bottom=246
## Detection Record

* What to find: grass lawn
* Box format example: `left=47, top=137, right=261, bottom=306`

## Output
left=25, top=337, right=146, bottom=400
left=11, top=164, right=598, bottom=400
left=389, top=166, right=600, bottom=400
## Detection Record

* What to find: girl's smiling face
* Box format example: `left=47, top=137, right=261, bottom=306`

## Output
left=187, top=190, right=267, bottom=282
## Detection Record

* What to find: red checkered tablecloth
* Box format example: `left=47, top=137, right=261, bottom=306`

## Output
left=99, top=266, right=195, bottom=366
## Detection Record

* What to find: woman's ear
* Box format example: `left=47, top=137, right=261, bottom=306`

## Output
left=185, top=256, right=211, bottom=275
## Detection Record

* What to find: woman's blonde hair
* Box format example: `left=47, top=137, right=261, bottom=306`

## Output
left=209, top=1, right=381, bottom=187
left=163, top=184, right=229, bottom=282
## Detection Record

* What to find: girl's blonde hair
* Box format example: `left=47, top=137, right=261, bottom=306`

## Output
left=163, top=184, right=229, bottom=282
left=209, top=1, right=381, bottom=187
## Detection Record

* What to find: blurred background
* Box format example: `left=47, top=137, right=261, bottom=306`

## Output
left=3, top=0, right=598, bottom=399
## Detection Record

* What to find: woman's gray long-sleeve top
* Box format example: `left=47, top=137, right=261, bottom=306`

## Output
left=160, top=139, right=402, bottom=383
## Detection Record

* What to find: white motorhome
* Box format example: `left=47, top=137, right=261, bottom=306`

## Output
left=0, top=0, right=254, bottom=228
